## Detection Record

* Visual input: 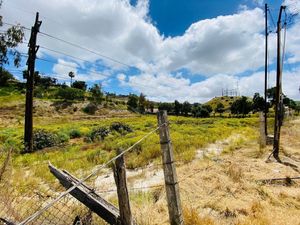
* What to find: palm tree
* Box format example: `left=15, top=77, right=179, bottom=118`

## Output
left=68, top=71, right=75, bottom=86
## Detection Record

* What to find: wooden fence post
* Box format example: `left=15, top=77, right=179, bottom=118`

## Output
left=157, top=111, right=184, bottom=225
left=113, top=150, right=133, bottom=225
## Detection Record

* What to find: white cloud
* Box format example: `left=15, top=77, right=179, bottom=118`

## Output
left=122, top=67, right=300, bottom=103
left=117, top=73, right=127, bottom=86
left=2, top=0, right=300, bottom=102
left=52, top=59, right=78, bottom=78
left=1, top=0, right=270, bottom=76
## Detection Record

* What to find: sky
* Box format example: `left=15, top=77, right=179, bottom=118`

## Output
left=1, top=0, right=300, bottom=103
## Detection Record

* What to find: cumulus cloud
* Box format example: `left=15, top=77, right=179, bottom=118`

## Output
left=122, top=67, right=300, bottom=103
left=2, top=0, right=300, bottom=101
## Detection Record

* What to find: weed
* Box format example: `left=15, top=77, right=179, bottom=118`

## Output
left=226, top=163, right=243, bottom=182
left=183, top=207, right=215, bottom=225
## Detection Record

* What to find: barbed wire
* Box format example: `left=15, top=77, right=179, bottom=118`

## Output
left=18, top=123, right=165, bottom=225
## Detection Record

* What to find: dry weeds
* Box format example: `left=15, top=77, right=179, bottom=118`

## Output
left=132, top=118, right=300, bottom=225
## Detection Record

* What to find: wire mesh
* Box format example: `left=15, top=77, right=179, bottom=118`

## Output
left=0, top=126, right=164, bottom=225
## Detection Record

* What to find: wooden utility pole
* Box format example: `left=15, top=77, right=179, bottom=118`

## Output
left=113, top=151, right=133, bottom=225
left=157, top=111, right=184, bottom=225
left=273, top=6, right=286, bottom=160
left=264, top=3, right=268, bottom=136
left=24, top=12, right=42, bottom=153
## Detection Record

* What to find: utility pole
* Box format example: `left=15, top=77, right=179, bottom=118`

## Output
left=24, top=12, right=42, bottom=153
left=273, top=6, right=286, bottom=160
left=264, top=3, right=268, bottom=136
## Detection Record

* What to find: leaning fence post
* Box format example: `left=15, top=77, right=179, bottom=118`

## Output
left=113, top=150, right=133, bottom=225
left=157, top=111, right=184, bottom=225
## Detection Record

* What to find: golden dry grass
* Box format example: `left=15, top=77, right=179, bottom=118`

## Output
left=130, top=117, right=300, bottom=225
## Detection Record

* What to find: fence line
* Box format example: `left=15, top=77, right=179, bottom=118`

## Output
left=18, top=124, right=164, bottom=225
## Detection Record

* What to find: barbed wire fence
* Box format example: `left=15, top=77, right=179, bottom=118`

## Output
left=0, top=111, right=190, bottom=225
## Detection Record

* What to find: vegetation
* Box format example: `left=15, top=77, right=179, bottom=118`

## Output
left=72, top=80, right=87, bottom=90
left=89, top=84, right=103, bottom=104
left=0, top=4, right=25, bottom=67
left=55, top=87, right=85, bottom=101
left=230, top=96, right=253, bottom=116
left=215, top=102, right=225, bottom=115
left=252, top=93, right=266, bottom=112
left=0, top=69, right=16, bottom=86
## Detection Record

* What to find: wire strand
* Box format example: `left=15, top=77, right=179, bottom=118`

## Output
left=38, top=31, right=133, bottom=69
left=18, top=124, right=163, bottom=225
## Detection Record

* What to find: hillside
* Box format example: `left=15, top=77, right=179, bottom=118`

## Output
left=205, top=96, right=240, bottom=111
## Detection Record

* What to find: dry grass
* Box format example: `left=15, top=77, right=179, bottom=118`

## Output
left=183, top=206, right=215, bottom=225
left=170, top=117, right=300, bottom=225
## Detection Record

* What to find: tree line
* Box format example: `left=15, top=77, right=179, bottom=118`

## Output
left=126, top=91, right=300, bottom=118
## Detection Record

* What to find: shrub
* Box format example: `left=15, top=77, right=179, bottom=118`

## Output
left=55, top=87, right=85, bottom=101
left=83, top=103, right=98, bottom=115
left=110, top=122, right=133, bottom=134
left=88, top=127, right=110, bottom=142
left=69, top=129, right=81, bottom=138
left=0, top=69, right=15, bottom=86
left=72, top=80, right=87, bottom=90
left=56, top=131, right=70, bottom=143
left=32, top=129, right=58, bottom=151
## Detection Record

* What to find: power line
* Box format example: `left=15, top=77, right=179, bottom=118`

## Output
left=39, top=46, right=96, bottom=65
left=35, top=57, right=113, bottom=80
left=38, top=31, right=134, bottom=69
left=2, top=22, right=31, bottom=31
left=3, top=20, right=139, bottom=70
left=268, top=8, right=277, bottom=31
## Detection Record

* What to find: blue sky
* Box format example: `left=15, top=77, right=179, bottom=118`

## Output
left=1, top=0, right=300, bottom=102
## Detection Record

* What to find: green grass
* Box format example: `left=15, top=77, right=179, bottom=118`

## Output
left=0, top=115, right=260, bottom=188
left=0, top=87, right=262, bottom=194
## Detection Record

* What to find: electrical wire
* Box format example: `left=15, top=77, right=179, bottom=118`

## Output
left=38, top=31, right=134, bottom=69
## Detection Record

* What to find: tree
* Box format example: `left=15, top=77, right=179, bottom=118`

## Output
left=68, top=71, right=75, bottom=86
left=72, top=80, right=87, bottom=90
left=202, top=105, right=213, bottom=114
left=252, top=93, right=265, bottom=112
left=0, top=68, right=15, bottom=86
left=181, top=101, right=191, bottom=116
left=158, top=102, right=174, bottom=113
left=267, top=87, right=276, bottom=106
left=138, top=93, right=146, bottom=113
left=0, top=2, right=25, bottom=67
left=215, top=102, right=225, bottom=116
left=191, top=104, right=210, bottom=118
left=230, top=96, right=252, bottom=116
left=55, top=87, right=85, bottom=101
left=38, top=76, right=57, bottom=89
left=174, top=100, right=182, bottom=116
left=127, top=94, right=138, bottom=111
left=89, top=84, right=103, bottom=104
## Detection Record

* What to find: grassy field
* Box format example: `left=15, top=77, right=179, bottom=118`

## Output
left=2, top=88, right=299, bottom=225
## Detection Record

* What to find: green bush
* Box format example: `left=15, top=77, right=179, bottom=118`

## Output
left=32, top=129, right=58, bottom=151
left=83, top=103, right=98, bottom=114
left=69, top=129, right=81, bottom=138
left=55, top=87, right=85, bottom=101
left=88, top=127, right=110, bottom=142
left=86, top=122, right=133, bottom=143
left=110, top=122, right=133, bottom=134
left=56, top=131, right=70, bottom=143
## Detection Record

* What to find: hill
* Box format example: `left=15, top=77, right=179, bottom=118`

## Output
left=205, top=96, right=240, bottom=111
